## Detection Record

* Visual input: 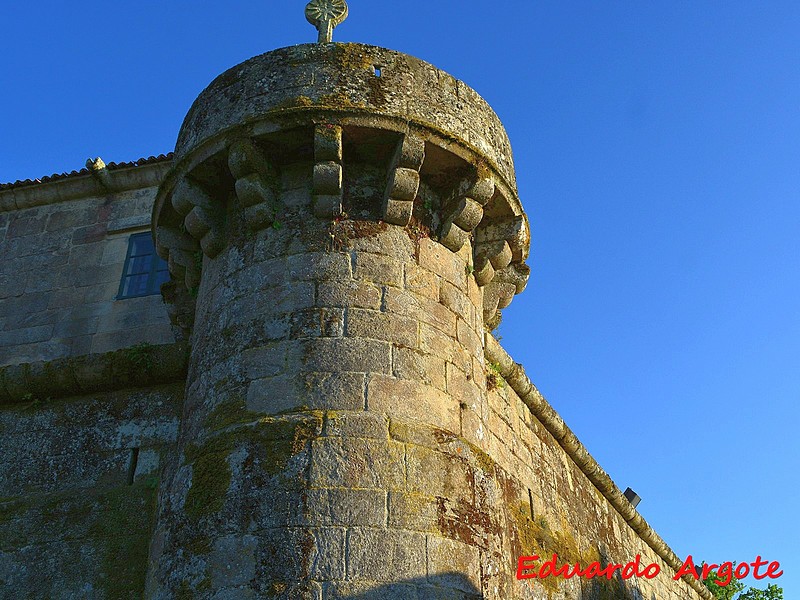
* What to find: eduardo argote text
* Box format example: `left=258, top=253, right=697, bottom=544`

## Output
left=517, top=553, right=783, bottom=586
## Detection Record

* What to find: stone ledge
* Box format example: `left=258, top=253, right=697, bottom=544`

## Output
left=0, top=341, right=189, bottom=406
left=484, top=333, right=713, bottom=600
left=0, top=161, right=171, bottom=213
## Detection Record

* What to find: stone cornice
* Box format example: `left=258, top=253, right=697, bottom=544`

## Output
left=484, top=334, right=714, bottom=600
left=0, top=342, right=188, bottom=406
left=0, top=160, right=172, bottom=213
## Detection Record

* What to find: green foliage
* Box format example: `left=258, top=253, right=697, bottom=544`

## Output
left=485, top=362, right=506, bottom=391
left=702, top=567, right=745, bottom=600
left=738, top=585, right=783, bottom=600
left=701, top=565, right=783, bottom=600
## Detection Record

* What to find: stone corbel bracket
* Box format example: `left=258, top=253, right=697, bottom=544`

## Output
left=86, top=157, right=116, bottom=192
left=171, top=177, right=227, bottom=259
left=153, top=114, right=532, bottom=333
left=434, top=168, right=530, bottom=323
left=382, top=134, right=425, bottom=226
left=229, top=138, right=282, bottom=231
left=473, top=214, right=531, bottom=322
left=312, top=124, right=344, bottom=218
left=439, top=174, right=494, bottom=254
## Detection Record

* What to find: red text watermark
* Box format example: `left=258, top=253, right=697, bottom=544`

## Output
left=516, top=554, right=783, bottom=586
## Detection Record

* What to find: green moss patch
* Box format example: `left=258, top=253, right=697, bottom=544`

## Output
left=184, top=412, right=323, bottom=522
left=1, top=480, right=158, bottom=600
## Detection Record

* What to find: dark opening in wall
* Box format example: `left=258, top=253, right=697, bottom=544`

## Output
left=127, top=448, right=140, bottom=485
left=528, top=488, right=535, bottom=520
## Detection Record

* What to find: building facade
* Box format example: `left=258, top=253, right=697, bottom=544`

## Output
left=0, top=25, right=710, bottom=600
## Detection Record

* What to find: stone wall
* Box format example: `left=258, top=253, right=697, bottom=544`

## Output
left=0, top=383, right=182, bottom=599
left=486, top=376, right=701, bottom=600
left=0, top=40, right=710, bottom=600
left=0, top=180, right=175, bottom=367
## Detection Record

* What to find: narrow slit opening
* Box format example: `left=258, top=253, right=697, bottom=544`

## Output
left=528, top=488, right=535, bottom=520
left=127, top=447, right=140, bottom=486
left=374, top=66, right=382, bottom=77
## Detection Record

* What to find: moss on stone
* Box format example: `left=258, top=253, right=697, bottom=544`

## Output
left=512, top=507, right=640, bottom=599
left=469, top=444, right=496, bottom=474
left=316, top=91, right=365, bottom=110
left=176, top=581, right=194, bottom=600
left=183, top=412, right=323, bottom=522
left=184, top=443, right=232, bottom=522
left=332, top=43, right=375, bottom=73
left=89, top=481, right=158, bottom=600
left=187, top=533, right=212, bottom=555
left=204, top=396, right=260, bottom=432
left=513, top=507, right=582, bottom=596
left=120, top=342, right=155, bottom=370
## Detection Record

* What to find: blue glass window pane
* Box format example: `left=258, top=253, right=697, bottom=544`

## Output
left=118, top=232, right=171, bottom=299
left=122, top=274, right=149, bottom=297
left=127, top=255, right=153, bottom=275
left=129, top=235, right=155, bottom=257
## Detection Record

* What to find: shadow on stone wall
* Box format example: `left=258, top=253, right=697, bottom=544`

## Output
left=326, top=573, right=481, bottom=599
left=336, top=571, right=656, bottom=600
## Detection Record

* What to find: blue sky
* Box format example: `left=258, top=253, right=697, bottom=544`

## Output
left=2, top=1, right=798, bottom=596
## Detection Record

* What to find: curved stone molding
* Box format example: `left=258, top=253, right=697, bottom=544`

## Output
left=0, top=342, right=188, bottom=406
left=175, top=43, right=517, bottom=191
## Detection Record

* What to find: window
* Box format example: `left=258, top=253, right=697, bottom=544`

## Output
left=117, top=232, right=170, bottom=299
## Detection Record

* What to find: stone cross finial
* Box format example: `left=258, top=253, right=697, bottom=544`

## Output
left=305, top=0, right=348, bottom=43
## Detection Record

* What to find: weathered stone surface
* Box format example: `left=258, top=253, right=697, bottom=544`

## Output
left=392, top=346, right=447, bottom=391
left=346, top=308, right=418, bottom=347
left=426, top=537, right=482, bottom=593
left=306, top=488, right=386, bottom=527
left=347, top=528, right=427, bottom=581
left=353, top=252, right=403, bottom=287
left=0, top=190, right=175, bottom=367
left=0, top=33, right=705, bottom=600
left=368, top=375, right=459, bottom=435
left=418, top=239, right=467, bottom=289
left=309, top=436, right=405, bottom=490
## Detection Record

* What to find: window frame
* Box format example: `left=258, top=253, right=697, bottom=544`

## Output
left=116, top=231, right=169, bottom=300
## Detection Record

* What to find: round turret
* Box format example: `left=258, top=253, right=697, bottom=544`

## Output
left=147, top=34, right=531, bottom=600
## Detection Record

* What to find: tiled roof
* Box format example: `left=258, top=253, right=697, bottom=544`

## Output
left=0, top=153, right=174, bottom=191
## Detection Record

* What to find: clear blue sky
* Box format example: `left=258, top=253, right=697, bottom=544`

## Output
left=2, top=1, right=798, bottom=596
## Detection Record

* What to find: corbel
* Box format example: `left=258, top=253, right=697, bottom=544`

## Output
left=228, top=138, right=281, bottom=231
left=473, top=214, right=530, bottom=287
left=381, top=134, right=425, bottom=226
left=171, top=176, right=226, bottom=258
left=439, top=175, right=494, bottom=253
left=86, top=157, right=115, bottom=192
left=312, top=124, right=343, bottom=218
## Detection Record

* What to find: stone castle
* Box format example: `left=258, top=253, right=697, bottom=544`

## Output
left=0, top=4, right=711, bottom=599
